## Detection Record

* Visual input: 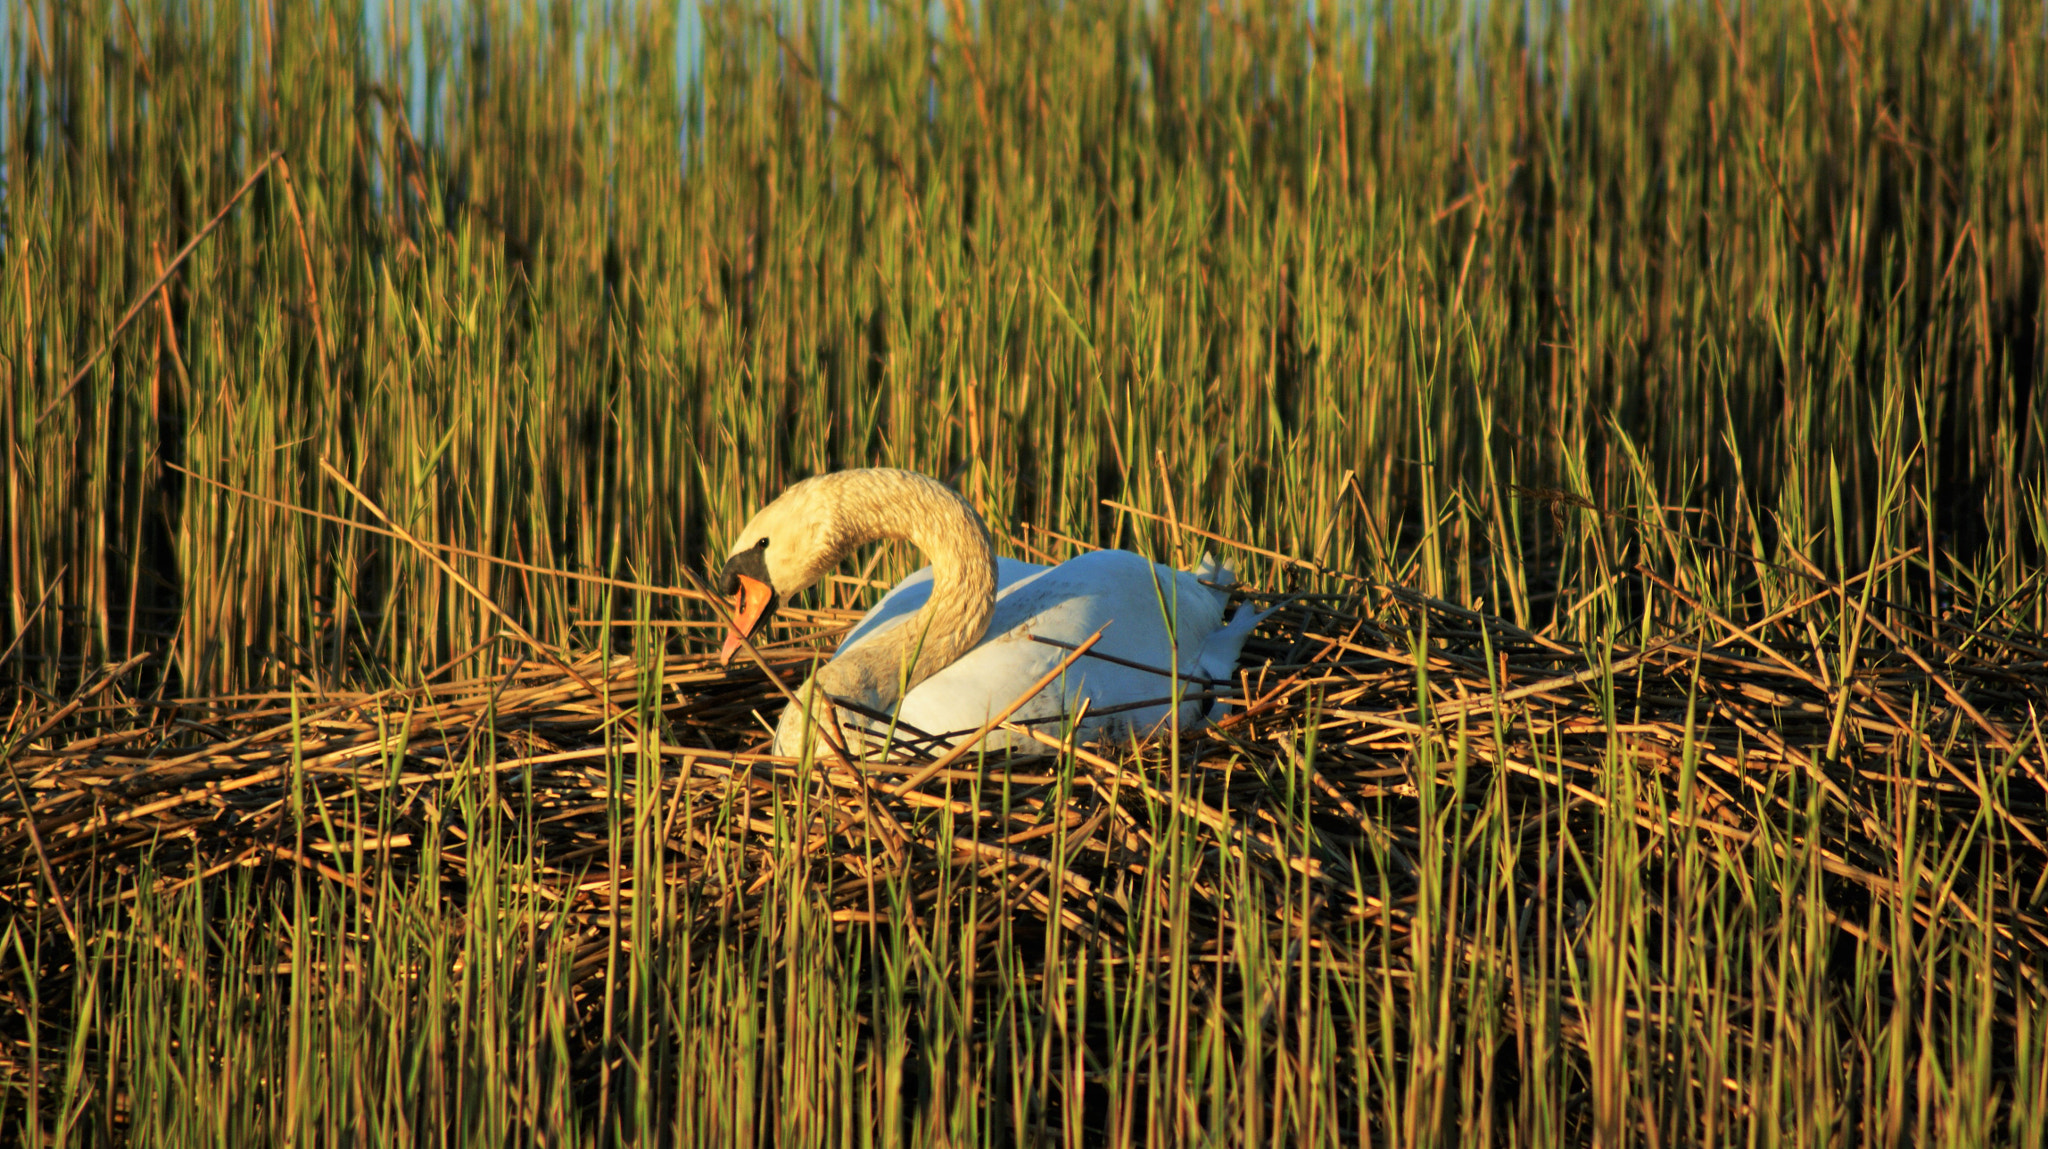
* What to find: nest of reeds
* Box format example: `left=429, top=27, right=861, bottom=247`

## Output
left=7, top=564, right=2047, bottom=991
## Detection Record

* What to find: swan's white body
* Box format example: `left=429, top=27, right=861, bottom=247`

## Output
left=715, top=469, right=1268, bottom=758
left=834, top=551, right=1259, bottom=752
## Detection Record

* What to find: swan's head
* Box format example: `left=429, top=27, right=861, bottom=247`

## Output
left=715, top=476, right=852, bottom=665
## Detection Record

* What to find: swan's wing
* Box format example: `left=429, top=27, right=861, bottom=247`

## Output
left=972, top=550, right=1226, bottom=649
left=838, top=548, right=1262, bottom=748
left=837, top=557, right=1049, bottom=653
left=892, top=550, right=1240, bottom=740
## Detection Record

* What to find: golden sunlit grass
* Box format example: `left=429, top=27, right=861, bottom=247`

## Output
left=3, top=0, right=2046, bottom=1144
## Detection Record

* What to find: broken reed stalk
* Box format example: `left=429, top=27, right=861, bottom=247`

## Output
left=319, top=458, right=642, bottom=740
left=34, top=152, right=283, bottom=429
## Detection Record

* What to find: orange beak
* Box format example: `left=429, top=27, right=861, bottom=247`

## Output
left=718, top=573, right=775, bottom=666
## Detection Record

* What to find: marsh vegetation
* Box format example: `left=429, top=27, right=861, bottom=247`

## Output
left=3, top=1, right=2046, bottom=1144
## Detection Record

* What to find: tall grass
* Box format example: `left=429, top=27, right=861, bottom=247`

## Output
left=3, top=0, right=2046, bottom=1144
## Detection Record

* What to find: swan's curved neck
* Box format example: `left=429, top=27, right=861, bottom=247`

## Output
left=800, top=470, right=996, bottom=719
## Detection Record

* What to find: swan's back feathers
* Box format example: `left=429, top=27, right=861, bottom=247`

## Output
left=818, top=549, right=1267, bottom=752
left=837, top=558, right=1048, bottom=655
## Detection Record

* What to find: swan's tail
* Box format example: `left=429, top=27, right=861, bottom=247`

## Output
left=1192, top=595, right=1279, bottom=696
left=1190, top=552, right=1288, bottom=646
left=1191, top=587, right=1301, bottom=726
left=1191, top=552, right=1239, bottom=614
left=1211, top=598, right=1279, bottom=657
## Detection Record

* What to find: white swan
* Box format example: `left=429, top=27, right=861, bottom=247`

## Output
left=714, top=469, right=1270, bottom=758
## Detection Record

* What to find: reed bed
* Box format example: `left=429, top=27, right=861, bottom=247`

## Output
left=13, top=552, right=2048, bottom=966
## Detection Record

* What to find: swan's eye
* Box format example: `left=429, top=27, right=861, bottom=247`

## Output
left=754, top=538, right=769, bottom=551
